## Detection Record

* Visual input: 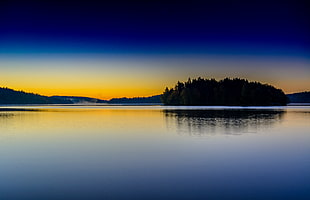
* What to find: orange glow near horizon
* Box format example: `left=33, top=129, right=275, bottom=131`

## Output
left=0, top=55, right=309, bottom=99
left=1, top=76, right=309, bottom=100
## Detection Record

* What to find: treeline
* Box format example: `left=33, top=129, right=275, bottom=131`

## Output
left=109, top=95, right=161, bottom=104
left=161, top=78, right=288, bottom=106
left=0, top=87, right=72, bottom=104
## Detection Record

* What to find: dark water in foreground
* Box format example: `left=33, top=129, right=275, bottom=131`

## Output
left=0, top=106, right=309, bottom=200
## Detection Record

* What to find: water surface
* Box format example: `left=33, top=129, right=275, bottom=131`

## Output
left=0, top=106, right=309, bottom=199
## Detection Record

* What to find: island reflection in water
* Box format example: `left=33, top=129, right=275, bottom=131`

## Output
left=164, top=109, right=285, bottom=136
left=0, top=106, right=309, bottom=200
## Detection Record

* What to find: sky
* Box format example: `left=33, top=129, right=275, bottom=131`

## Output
left=0, top=0, right=309, bottom=99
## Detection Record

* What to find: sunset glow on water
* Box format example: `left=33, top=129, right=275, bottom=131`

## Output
left=0, top=106, right=309, bottom=199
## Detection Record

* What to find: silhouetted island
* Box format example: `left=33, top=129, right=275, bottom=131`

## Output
left=161, top=78, right=288, bottom=106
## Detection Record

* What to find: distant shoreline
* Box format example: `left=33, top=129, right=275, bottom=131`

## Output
left=1, top=103, right=309, bottom=107
left=1, top=86, right=309, bottom=106
left=287, top=103, right=310, bottom=106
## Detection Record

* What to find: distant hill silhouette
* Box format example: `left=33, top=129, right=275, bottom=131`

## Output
left=0, top=87, right=72, bottom=104
left=161, top=78, right=288, bottom=106
left=287, top=91, right=310, bottom=103
left=0, top=87, right=161, bottom=105
left=53, top=95, right=161, bottom=104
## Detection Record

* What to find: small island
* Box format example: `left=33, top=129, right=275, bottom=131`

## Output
left=160, top=78, right=288, bottom=106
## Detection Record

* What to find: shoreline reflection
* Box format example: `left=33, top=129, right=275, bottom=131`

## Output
left=164, top=109, right=286, bottom=136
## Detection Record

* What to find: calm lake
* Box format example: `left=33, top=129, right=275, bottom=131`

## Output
left=0, top=106, right=309, bottom=200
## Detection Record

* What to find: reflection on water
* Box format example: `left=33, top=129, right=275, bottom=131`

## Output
left=0, top=108, right=41, bottom=112
left=0, top=106, right=309, bottom=200
left=164, top=109, right=285, bottom=136
left=0, top=113, right=13, bottom=118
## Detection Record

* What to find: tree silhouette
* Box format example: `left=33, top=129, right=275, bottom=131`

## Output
left=160, top=78, right=288, bottom=106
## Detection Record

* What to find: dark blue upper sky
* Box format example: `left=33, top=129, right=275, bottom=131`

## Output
left=0, top=0, right=309, bottom=97
left=0, top=0, right=309, bottom=55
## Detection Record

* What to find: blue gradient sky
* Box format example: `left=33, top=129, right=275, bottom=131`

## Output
left=0, top=0, right=309, bottom=99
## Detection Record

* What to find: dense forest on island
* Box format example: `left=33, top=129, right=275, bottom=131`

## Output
left=0, top=87, right=72, bottom=104
left=161, top=78, right=288, bottom=106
